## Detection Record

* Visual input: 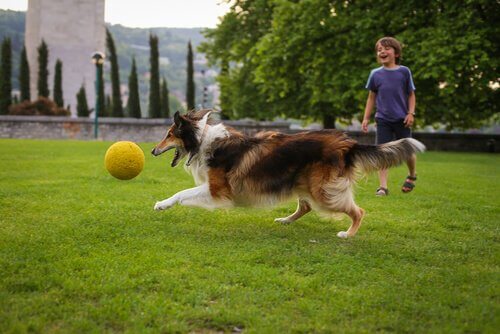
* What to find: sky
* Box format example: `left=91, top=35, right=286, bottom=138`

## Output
left=0, top=0, right=231, bottom=28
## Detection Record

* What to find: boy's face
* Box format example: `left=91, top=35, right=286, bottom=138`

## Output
left=376, top=44, right=399, bottom=66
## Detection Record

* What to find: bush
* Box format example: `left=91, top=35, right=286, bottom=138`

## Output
left=8, top=97, right=70, bottom=116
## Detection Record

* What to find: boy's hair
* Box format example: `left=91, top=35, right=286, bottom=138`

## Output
left=375, top=37, right=402, bottom=64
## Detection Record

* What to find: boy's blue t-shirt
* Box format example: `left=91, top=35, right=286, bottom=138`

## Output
left=365, top=66, right=416, bottom=122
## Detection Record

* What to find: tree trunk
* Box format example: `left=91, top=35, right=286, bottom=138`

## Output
left=323, top=113, right=336, bottom=129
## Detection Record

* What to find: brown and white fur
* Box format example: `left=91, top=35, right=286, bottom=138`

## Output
left=151, top=110, right=425, bottom=238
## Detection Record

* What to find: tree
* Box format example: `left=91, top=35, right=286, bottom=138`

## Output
left=201, top=0, right=499, bottom=129
left=127, top=57, right=141, bottom=118
left=106, top=28, right=123, bottom=117
left=160, top=76, right=170, bottom=118
left=53, top=59, right=63, bottom=107
left=0, top=37, right=12, bottom=114
left=96, top=60, right=105, bottom=117
left=148, top=33, right=161, bottom=118
left=186, top=40, right=195, bottom=111
left=37, top=39, right=49, bottom=98
left=76, top=84, right=89, bottom=117
left=19, top=45, right=30, bottom=102
left=105, top=94, right=112, bottom=117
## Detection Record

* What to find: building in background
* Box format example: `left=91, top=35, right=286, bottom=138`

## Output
left=25, top=0, right=105, bottom=116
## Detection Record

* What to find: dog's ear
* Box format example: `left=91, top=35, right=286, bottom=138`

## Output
left=196, top=109, right=212, bottom=120
left=173, top=111, right=181, bottom=127
left=196, top=110, right=212, bottom=134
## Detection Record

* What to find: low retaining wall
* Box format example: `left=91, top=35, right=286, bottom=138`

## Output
left=0, top=115, right=498, bottom=153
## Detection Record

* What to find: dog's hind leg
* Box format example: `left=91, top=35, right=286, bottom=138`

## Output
left=309, top=175, right=366, bottom=238
left=337, top=206, right=365, bottom=239
left=154, top=183, right=220, bottom=211
left=274, top=198, right=312, bottom=225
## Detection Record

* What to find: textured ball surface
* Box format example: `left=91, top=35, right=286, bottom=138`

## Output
left=105, top=141, right=145, bottom=180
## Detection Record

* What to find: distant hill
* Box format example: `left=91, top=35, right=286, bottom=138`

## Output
left=0, top=9, right=218, bottom=112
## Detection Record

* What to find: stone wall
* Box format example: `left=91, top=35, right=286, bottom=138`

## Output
left=0, top=115, right=498, bottom=153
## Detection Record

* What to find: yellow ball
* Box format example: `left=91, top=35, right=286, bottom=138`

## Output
left=104, top=141, right=145, bottom=180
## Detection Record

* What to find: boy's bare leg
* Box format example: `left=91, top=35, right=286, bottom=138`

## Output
left=406, top=154, right=417, bottom=177
left=402, top=154, right=417, bottom=193
left=378, top=169, right=388, bottom=189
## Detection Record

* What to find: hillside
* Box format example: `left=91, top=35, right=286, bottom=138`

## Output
left=0, top=9, right=218, bottom=111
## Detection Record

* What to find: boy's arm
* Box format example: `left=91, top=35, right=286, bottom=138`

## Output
left=404, top=91, right=416, bottom=127
left=362, top=91, right=376, bottom=133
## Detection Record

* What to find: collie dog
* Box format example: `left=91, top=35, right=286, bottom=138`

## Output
left=151, top=110, right=425, bottom=238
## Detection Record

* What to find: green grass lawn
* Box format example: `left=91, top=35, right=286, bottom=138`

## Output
left=0, top=139, right=499, bottom=333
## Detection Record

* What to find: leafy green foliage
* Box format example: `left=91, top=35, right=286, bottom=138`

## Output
left=148, top=34, right=161, bottom=118
left=36, top=39, right=49, bottom=98
left=0, top=10, right=24, bottom=90
left=160, top=77, right=170, bottom=118
left=186, top=41, right=195, bottom=110
left=53, top=59, right=63, bottom=107
left=18, top=45, right=29, bottom=102
left=201, top=0, right=499, bottom=129
left=96, top=63, right=106, bottom=117
left=0, top=139, right=498, bottom=332
left=0, top=37, right=12, bottom=114
left=105, top=94, right=112, bottom=117
left=76, top=84, right=89, bottom=117
left=399, top=0, right=499, bottom=129
left=127, top=57, right=141, bottom=118
left=106, top=29, right=124, bottom=117
left=199, top=0, right=275, bottom=119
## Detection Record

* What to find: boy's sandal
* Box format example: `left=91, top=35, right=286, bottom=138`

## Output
left=376, top=187, right=389, bottom=196
left=402, top=175, right=417, bottom=193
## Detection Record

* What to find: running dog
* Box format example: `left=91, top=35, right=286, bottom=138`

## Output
left=151, top=109, right=425, bottom=238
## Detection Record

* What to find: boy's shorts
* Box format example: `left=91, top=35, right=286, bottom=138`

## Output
left=375, top=118, right=412, bottom=145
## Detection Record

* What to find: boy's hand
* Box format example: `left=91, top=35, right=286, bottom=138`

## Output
left=404, top=114, right=414, bottom=127
left=361, top=119, right=369, bottom=133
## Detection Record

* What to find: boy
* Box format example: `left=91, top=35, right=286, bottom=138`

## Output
left=361, top=36, right=417, bottom=196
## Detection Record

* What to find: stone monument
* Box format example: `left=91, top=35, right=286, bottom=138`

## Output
left=25, top=0, right=105, bottom=116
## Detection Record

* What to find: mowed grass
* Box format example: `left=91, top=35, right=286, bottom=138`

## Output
left=0, top=138, right=498, bottom=333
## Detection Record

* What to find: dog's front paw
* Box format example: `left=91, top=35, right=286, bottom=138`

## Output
left=154, top=201, right=165, bottom=211
left=274, top=217, right=292, bottom=225
left=154, top=200, right=173, bottom=211
left=336, top=231, right=349, bottom=239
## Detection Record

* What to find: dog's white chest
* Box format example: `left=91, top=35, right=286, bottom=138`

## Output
left=186, top=158, right=208, bottom=185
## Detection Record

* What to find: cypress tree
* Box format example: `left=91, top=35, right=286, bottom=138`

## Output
left=76, top=84, right=89, bottom=117
left=105, top=94, right=112, bottom=117
left=53, top=59, right=64, bottom=107
left=127, top=57, right=141, bottom=118
left=148, top=33, right=161, bottom=118
left=37, top=39, right=49, bottom=98
left=106, top=29, right=123, bottom=117
left=96, top=60, right=105, bottom=117
left=19, top=45, right=30, bottom=102
left=0, top=37, right=12, bottom=114
left=160, top=76, right=170, bottom=118
left=186, top=41, right=195, bottom=111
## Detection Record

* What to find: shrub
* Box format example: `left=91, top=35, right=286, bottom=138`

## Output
left=8, top=97, right=70, bottom=116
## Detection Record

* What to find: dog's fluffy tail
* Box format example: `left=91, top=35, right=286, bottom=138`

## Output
left=348, top=138, right=426, bottom=173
